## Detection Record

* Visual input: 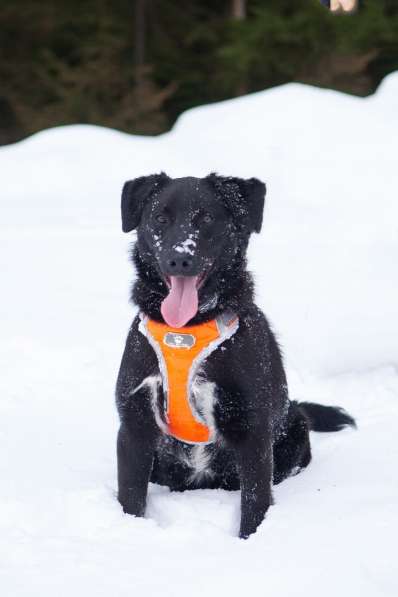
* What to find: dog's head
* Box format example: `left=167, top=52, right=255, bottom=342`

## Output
left=121, top=173, right=266, bottom=327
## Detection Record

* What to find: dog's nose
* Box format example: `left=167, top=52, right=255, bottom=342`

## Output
left=166, top=256, right=194, bottom=275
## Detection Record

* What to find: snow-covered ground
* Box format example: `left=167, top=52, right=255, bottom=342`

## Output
left=1, top=74, right=398, bottom=596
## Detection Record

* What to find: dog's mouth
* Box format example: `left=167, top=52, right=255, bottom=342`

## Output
left=164, top=271, right=207, bottom=291
left=161, top=270, right=210, bottom=328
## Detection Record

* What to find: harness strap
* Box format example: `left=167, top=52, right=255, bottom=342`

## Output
left=138, top=312, right=239, bottom=444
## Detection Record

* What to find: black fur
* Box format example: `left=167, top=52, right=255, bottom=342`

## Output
left=298, top=402, right=356, bottom=432
left=116, top=173, right=355, bottom=539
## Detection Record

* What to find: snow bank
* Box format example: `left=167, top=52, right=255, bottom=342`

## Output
left=1, top=74, right=397, bottom=596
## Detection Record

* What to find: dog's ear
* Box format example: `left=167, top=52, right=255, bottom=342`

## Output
left=121, top=173, right=169, bottom=232
left=234, top=177, right=266, bottom=233
left=207, top=174, right=266, bottom=234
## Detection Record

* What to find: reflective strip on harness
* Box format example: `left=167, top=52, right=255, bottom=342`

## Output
left=138, top=312, right=239, bottom=444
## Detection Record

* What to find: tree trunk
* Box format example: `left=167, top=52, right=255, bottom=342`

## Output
left=231, top=1, right=248, bottom=95
left=330, top=0, right=358, bottom=11
left=232, top=0, right=246, bottom=20
left=134, top=0, right=146, bottom=67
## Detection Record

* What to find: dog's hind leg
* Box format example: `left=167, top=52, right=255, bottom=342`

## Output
left=273, top=402, right=311, bottom=485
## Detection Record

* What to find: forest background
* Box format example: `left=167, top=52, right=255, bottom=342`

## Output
left=1, top=0, right=397, bottom=145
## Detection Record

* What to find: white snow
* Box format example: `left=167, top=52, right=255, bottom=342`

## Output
left=1, top=73, right=398, bottom=596
left=174, top=237, right=197, bottom=255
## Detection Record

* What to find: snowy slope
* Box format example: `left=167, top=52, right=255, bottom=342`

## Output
left=1, top=74, right=398, bottom=596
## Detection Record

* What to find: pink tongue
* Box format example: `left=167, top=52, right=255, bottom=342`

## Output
left=161, top=276, right=199, bottom=328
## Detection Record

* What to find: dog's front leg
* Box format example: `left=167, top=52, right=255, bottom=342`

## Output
left=215, top=390, right=273, bottom=538
left=237, top=435, right=273, bottom=539
left=117, top=388, right=158, bottom=517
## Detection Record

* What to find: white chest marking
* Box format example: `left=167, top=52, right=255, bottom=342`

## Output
left=132, top=372, right=219, bottom=463
left=131, top=374, right=167, bottom=433
left=132, top=374, right=218, bottom=482
left=186, top=444, right=214, bottom=484
left=190, top=377, right=217, bottom=434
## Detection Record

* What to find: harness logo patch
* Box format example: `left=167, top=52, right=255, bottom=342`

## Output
left=163, top=332, right=196, bottom=349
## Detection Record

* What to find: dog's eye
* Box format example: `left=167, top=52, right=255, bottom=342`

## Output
left=202, top=213, right=214, bottom=224
left=155, top=214, right=168, bottom=224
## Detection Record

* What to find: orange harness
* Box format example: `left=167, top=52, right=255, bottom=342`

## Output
left=139, top=312, right=239, bottom=444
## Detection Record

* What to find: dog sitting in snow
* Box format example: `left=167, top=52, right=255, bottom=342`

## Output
left=116, top=173, right=355, bottom=538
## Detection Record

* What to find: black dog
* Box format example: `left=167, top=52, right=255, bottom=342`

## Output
left=116, top=173, right=355, bottom=539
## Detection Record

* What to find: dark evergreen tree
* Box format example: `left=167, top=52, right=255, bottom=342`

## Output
left=0, top=0, right=397, bottom=144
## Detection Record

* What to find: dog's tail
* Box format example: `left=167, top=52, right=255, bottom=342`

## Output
left=296, top=401, right=356, bottom=432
